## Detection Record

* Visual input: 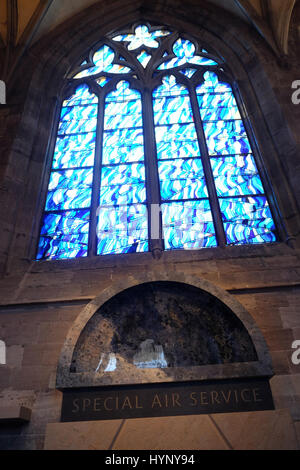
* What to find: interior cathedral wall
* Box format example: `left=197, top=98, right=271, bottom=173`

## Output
left=0, top=0, right=300, bottom=449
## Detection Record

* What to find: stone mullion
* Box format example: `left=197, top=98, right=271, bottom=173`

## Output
left=88, top=88, right=105, bottom=257
left=142, top=87, right=164, bottom=258
left=188, top=83, right=227, bottom=247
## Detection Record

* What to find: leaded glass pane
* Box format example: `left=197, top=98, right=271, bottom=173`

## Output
left=37, top=85, right=97, bottom=260
left=45, top=169, right=93, bottom=211
left=97, top=204, right=148, bottom=255
left=100, top=163, right=146, bottom=205
left=179, top=68, right=198, bottom=78
left=220, top=197, right=277, bottom=245
left=62, top=86, right=98, bottom=106
left=158, top=159, right=208, bottom=200
left=196, top=72, right=277, bottom=244
left=210, top=156, right=264, bottom=197
left=37, top=209, right=90, bottom=260
left=204, top=120, right=251, bottom=155
left=102, top=130, right=144, bottom=165
left=153, top=75, right=216, bottom=248
left=137, top=50, right=152, bottom=67
left=97, top=81, right=148, bottom=255
left=162, top=201, right=217, bottom=250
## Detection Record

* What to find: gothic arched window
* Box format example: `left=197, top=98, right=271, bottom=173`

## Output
left=37, top=23, right=278, bottom=260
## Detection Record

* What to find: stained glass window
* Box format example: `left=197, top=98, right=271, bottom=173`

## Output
left=37, top=23, right=278, bottom=260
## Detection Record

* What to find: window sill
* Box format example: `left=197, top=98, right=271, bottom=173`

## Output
left=31, top=241, right=289, bottom=273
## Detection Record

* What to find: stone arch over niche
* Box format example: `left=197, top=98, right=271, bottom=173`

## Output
left=56, top=272, right=273, bottom=389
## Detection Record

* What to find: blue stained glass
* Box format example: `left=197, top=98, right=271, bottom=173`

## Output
left=196, top=72, right=231, bottom=93
left=58, top=103, right=97, bottom=134
left=195, top=70, right=277, bottom=243
left=96, top=76, right=111, bottom=87
left=220, top=197, right=277, bottom=245
left=179, top=68, right=198, bottom=78
left=104, top=100, right=142, bottom=129
left=153, top=96, right=193, bottom=125
left=74, top=45, right=131, bottom=78
left=200, top=105, right=241, bottom=121
left=204, top=120, right=251, bottom=155
left=97, top=204, right=148, bottom=255
left=211, top=155, right=263, bottom=197
left=153, top=75, right=189, bottom=97
left=38, top=85, right=97, bottom=260
left=98, top=81, right=148, bottom=253
left=137, top=50, right=152, bottom=67
left=104, top=114, right=142, bottom=130
left=106, top=81, right=142, bottom=102
left=100, top=182, right=146, bottom=206
left=53, top=148, right=95, bottom=170
left=59, top=117, right=98, bottom=135
left=213, top=172, right=263, bottom=197
left=103, top=127, right=143, bottom=150
left=159, top=158, right=205, bottom=180
left=158, top=159, right=208, bottom=200
left=60, top=104, right=98, bottom=122
left=211, top=154, right=257, bottom=175
left=38, top=25, right=278, bottom=260
left=105, top=99, right=141, bottom=117
left=45, top=169, right=93, bottom=211
left=155, top=123, right=198, bottom=145
left=112, top=25, right=170, bottom=50
left=154, top=79, right=200, bottom=160
left=55, top=88, right=98, bottom=167
left=154, top=75, right=215, bottom=248
left=156, top=140, right=200, bottom=160
left=101, top=163, right=146, bottom=189
left=40, top=210, right=90, bottom=236
left=160, top=177, right=208, bottom=201
left=197, top=91, right=236, bottom=109
left=158, top=38, right=218, bottom=71
left=162, top=201, right=217, bottom=250
left=63, top=85, right=98, bottom=106
left=54, top=133, right=96, bottom=156
left=172, top=39, right=195, bottom=58
left=98, top=204, right=148, bottom=232
left=102, top=138, right=144, bottom=165
left=98, top=237, right=149, bottom=255
left=37, top=235, right=89, bottom=260
left=37, top=210, right=90, bottom=260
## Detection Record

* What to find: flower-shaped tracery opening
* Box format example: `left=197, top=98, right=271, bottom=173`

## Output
left=112, top=24, right=170, bottom=50
left=73, top=45, right=131, bottom=79
left=158, top=38, right=219, bottom=70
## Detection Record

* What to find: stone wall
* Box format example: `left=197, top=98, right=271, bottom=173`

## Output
left=0, top=248, right=300, bottom=449
left=0, top=0, right=299, bottom=450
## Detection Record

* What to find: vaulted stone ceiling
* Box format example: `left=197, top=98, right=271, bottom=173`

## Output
left=0, top=0, right=298, bottom=80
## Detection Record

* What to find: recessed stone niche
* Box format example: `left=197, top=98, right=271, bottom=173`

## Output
left=71, top=281, right=258, bottom=375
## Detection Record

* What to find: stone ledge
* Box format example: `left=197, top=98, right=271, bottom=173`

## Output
left=0, top=406, right=32, bottom=425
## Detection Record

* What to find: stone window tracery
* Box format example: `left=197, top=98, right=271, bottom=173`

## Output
left=37, top=23, right=278, bottom=260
